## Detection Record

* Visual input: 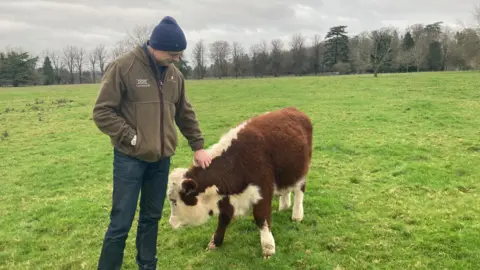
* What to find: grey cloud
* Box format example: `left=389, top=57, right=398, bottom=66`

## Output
left=0, top=0, right=477, bottom=63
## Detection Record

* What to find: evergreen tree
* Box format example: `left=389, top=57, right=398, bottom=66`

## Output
left=0, top=52, right=6, bottom=86
left=402, top=31, right=415, bottom=51
left=42, top=56, right=54, bottom=85
left=0, top=50, right=38, bottom=87
left=323, top=25, right=350, bottom=71
left=427, top=41, right=443, bottom=71
left=424, top=22, right=443, bottom=40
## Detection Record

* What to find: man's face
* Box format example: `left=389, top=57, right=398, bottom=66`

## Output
left=151, top=49, right=183, bottom=65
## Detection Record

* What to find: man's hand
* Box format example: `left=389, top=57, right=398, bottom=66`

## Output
left=194, top=149, right=212, bottom=169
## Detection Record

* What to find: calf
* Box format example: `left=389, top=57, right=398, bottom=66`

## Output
left=166, top=107, right=313, bottom=258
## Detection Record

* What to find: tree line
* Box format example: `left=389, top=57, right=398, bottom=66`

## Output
left=1, top=6, right=479, bottom=87
left=194, top=20, right=480, bottom=79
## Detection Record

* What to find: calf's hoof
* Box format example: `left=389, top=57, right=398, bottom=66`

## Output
left=205, top=235, right=217, bottom=251
left=262, top=244, right=275, bottom=259
left=279, top=201, right=291, bottom=211
left=292, top=215, right=303, bottom=223
left=292, top=210, right=304, bottom=222
left=205, top=240, right=217, bottom=251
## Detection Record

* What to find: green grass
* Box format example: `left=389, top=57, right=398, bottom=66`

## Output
left=1, top=71, right=479, bottom=269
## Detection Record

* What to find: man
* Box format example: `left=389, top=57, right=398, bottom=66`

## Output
left=92, top=16, right=212, bottom=269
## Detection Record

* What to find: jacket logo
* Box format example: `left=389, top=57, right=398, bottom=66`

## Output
left=136, top=79, right=150, bottom=87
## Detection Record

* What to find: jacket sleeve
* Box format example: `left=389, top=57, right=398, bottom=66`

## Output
left=92, top=61, right=136, bottom=145
left=175, top=74, right=205, bottom=151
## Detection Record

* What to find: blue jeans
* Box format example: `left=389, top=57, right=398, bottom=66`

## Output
left=98, top=148, right=171, bottom=270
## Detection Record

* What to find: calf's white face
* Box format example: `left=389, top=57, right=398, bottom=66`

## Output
left=167, top=168, right=221, bottom=229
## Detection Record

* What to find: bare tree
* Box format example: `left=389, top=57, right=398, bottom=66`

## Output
left=209, top=40, right=230, bottom=78
left=94, top=44, right=107, bottom=76
left=474, top=4, right=480, bottom=28
left=397, top=48, right=415, bottom=73
left=390, top=29, right=403, bottom=71
left=440, top=26, right=456, bottom=70
left=46, top=50, right=62, bottom=84
left=110, top=40, right=129, bottom=61
left=270, top=39, right=284, bottom=77
left=369, top=27, right=398, bottom=77
left=63, top=45, right=76, bottom=84
left=470, top=6, right=480, bottom=68
left=239, top=53, right=250, bottom=77
left=107, top=24, right=153, bottom=62
left=349, top=32, right=371, bottom=74
left=256, top=40, right=269, bottom=77
left=192, top=40, right=207, bottom=79
left=89, top=49, right=97, bottom=83
left=311, top=34, right=324, bottom=74
left=124, top=24, right=154, bottom=49
left=74, top=47, right=85, bottom=83
left=250, top=44, right=261, bottom=77
left=456, top=28, right=480, bottom=69
left=409, top=24, right=429, bottom=71
left=290, top=33, right=306, bottom=75
left=231, top=41, right=244, bottom=78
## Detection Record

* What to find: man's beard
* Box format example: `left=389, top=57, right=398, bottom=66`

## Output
left=157, top=59, right=172, bottom=66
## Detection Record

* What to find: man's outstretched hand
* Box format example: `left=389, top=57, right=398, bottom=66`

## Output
left=194, top=149, right=212, bottom=169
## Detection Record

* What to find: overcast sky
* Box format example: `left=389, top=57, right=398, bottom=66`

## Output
left=0, top=0, right=478, bottom=63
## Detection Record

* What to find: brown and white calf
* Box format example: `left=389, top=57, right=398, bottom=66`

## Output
left=166, top=107, right=313, bottom=258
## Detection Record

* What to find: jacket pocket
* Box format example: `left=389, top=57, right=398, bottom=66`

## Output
left=134, top=101, right=161, bottom=161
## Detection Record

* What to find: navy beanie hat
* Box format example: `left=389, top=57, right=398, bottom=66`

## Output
left=149, top=16, right=186, bottom=51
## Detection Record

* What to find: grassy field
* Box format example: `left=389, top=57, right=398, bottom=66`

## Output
left=1, top=71, right=479, bottom=269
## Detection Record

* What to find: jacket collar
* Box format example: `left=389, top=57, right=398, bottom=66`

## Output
left=133, top=42, right=172, bottom=67
left=132, top=43, right=150, bottom=66
left=133, top=42, right=170, bottom=82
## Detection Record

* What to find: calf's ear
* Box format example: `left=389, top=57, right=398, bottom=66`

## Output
left=181, top=179, right=198, bottom=196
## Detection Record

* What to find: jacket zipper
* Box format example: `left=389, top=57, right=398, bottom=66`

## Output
left=158, top=79, right=165, bottom=158
left=143, top=43, right=166, bottom=159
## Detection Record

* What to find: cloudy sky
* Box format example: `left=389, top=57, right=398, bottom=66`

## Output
left=0, top=0, right=478, bottom=63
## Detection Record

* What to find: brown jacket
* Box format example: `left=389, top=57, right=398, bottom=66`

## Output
left=92, top=44, right=204, bottom=162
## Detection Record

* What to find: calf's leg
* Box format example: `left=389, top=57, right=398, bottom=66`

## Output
left=206, top=198, right=234, bottom=250
left=253, top=192, right=275, bottom=259
left=292, top=178, right=305, bottom=222
left=278, top=191, right=291, bottom=211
